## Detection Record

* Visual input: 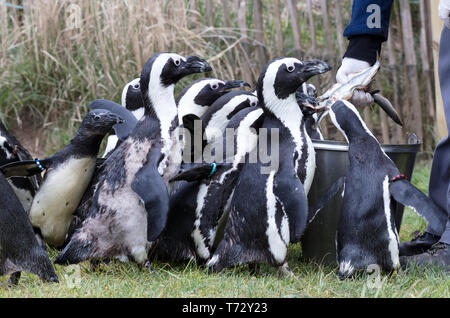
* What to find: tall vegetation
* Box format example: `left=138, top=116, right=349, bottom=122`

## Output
left=0, top=0, right=437, bottom=154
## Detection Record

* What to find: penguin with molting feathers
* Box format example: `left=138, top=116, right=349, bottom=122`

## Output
left=101, top=78, right=144, bottom=158
left=0, top=172, right=58, bottom=285
left=55, top=53, right=212, bottom=266
left=152, top=105, right=264, bottom=262
left=323, top=99, right=447, bottom=279
left=65, top=99, right=139, bottom=245
left=0, top=119, right=41, bottom=213
left=67, top=77, right=243, bottom=245
left=206, top=57, right=331, bottom=275
left=1, top=109, right=124, bottom=248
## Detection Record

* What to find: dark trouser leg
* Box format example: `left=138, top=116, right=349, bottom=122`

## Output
left=399, top=27, right=450, bottom=269
left=428, top=136, right=450, bottom=239
left=399, top=27, right=450, bottom=257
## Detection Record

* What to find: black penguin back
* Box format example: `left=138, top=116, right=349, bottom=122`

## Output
left=0, top=173, right=58, bottom=283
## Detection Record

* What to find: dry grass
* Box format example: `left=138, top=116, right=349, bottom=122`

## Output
left=1, top=0, right=352, bottom=154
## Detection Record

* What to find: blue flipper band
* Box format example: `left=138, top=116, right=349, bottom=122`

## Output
left=35, top=158, right=44, bottom=171
left=208, top=163, right=217, bottom=177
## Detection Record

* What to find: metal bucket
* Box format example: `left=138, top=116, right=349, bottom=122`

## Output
left=301, top=138, right=421, bottom=265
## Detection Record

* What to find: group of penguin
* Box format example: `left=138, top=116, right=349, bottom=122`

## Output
left=0, top=52, right=446, bottom=286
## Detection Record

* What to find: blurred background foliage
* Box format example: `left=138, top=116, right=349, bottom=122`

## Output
left=0, top=0, right=438, bottom=157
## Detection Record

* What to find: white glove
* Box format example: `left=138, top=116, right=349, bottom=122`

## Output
left=439, top=0, right=450, bottom=29
left=336, top=57, right=374, bottom=107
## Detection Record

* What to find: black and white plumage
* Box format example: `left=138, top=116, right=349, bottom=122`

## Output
left=66, top=99, right=139, bottom=242
left=181, top=90, right=259, bottom=165
left=102, top=78, right=145, bottom=158
left=1, top=110, right=123, bottom=248
left=55, top=53, right=211, bottom=265
left=206, top=57, right=331, bottom=275
left=200, top=91, right=259, bottom=146
left=326, top=100, right=447, bottom=279
left=177, top=78, right=250, bottom=125
left=152, top=106, right=264, bottom=262
left=176, top=78, right=250, bottom=165
left=0, top=172, right=58, bottom=285
left=0, top=120, right=40, bottom=213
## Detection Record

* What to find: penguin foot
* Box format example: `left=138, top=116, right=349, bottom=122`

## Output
left=278, top=262, right=295, bottom=279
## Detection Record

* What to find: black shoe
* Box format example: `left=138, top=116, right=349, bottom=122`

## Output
left=399, top=231, right=441, bottom=256
left=400, top=242, right=450, bottom=272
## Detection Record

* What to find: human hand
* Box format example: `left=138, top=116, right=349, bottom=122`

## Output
left=336, top=57, right=374, bottom=107
left=439, top=0, right=450, bottom=29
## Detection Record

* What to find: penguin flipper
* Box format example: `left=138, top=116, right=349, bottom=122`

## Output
left=169, top=163, right=231, bottom=182
left=0, top=159, right=50, bottom=177
left=88, top=99, right=138, bottom=141
left=131, top=162, right=169, bottom=242
left=308, top=176, right=346, bottom=224
left=274, top=176, right=308, bottom=243
left=389, top=179, right=447, bottom=235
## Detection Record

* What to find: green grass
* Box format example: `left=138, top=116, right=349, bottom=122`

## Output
left=0, top=162, right=448, bottom=298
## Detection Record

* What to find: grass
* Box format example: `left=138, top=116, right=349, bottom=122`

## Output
left=0, top=161, right=448, bottom=298
left=0, top=0, right=446, bottom=298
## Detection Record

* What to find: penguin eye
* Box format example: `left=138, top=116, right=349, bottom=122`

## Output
left=133, top=83, right=140, bottom=89
left=174, top=59, right=181, bottom=67
left=287, top=65, right=295, bottom=73
left=211, top=83, right=219, bottom=90
left=250, top=99, right=257, bottom=107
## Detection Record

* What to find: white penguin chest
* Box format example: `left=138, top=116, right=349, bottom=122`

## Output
left=29, top=157, right=96, bottom=246
left=302, top=130, right=316, bottom=195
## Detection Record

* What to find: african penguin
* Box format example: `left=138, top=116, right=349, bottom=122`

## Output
left=206, top=57, right=330, bottom=275
left=1, top=109, right=123, bottom=248
left=0, top=171, right=58, bottom=285
left=64, top=99, right=139, bottom=246
left=102, top=78, right=145, bottom=158
left=55, top=53, right=211, bottom=266
left=326, top=100, right=447, bottom=279
left=200, top=91, right=259, bottom=148
left=152, top=106, right=264, bottom=262
left=182, top=90, right=259, bottom=165
left=176, top=78, right=250, bottom=165
left=0, top=119, right=41, bottom=213
left=177, top=78, right=250, bottom=125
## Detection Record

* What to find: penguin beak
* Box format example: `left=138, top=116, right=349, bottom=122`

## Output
left=297, top=59, right=331, bottom=82
left=296, top=91, right=320, bottom=112
left=183, top=56, right=212, bottom=74
left=221, top=80, right=251, bottom=92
